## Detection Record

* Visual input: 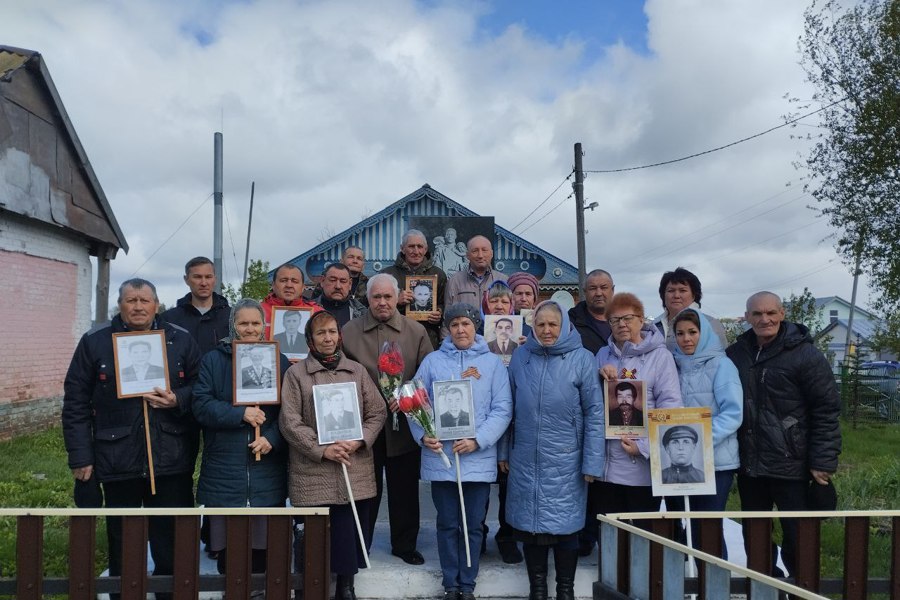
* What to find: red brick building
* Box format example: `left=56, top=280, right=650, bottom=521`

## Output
left=0, top=46, right=127, bottom=439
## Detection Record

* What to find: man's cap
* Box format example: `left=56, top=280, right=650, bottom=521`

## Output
left=444, top=303, right=482, bottom=331
left=507, top=272, right=539, bottom=299
left=663, top=425, right=698, bottom=446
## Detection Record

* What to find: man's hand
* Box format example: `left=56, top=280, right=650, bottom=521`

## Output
left=144, top=387, right=177, bottom=409
left=398, top=290, right=413, bottom=306
left=72, top=465, right=94, bottom=481
left=388, top=399, right=400, bottom=413
left=452, top=438, right=478, bottom=455
left=810, top=469, right=832, bottom=485
left=243, top=406, right=266, bottom=427
left=426, top=309, right=442, bottom=324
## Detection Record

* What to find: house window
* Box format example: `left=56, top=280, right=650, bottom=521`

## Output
left=830, top=309, right=838, bottom=323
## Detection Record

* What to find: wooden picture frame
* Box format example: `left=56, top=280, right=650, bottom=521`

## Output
left=232, top=341, right=281, bottom=405
left=269, top=306, right=313, bottom=361
left=433, top=379, right=476, bottom=441
left=313, top=382, right=364, bottom=445
left=112, top=330, right=170, bottom=399
left=405, top=275, right=438, bottom=321
left=648, top=407, right=715, bottom=497
left=604, top=379, right=648, bottom=439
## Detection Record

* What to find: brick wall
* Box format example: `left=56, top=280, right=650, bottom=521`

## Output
left=0, top=212, right=92, bottom=440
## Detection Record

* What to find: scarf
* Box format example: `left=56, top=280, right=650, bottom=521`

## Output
left=305, top=310, right=343, bottom=370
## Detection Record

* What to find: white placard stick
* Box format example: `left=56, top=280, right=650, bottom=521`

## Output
left=455, top=452, right=471, bottom=568
left=342, top=462, right=370, bottom=569
left=143, top=400, right=156, bottom=495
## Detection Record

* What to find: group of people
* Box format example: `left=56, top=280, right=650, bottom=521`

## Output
left=61, top=232, right=841, bottom=600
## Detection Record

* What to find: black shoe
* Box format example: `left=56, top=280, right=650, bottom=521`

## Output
left=335, top=574, right=356, bottom=600
left=460, top=593, right=476, bottom=600
left=498, top=540, right=523, bottom=564
left=392, top=549, right=425, bottom=565
left=442, top=591, right=460, bottom=600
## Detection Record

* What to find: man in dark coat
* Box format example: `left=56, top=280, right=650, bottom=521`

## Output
left=568, top=269, right=614, bottom=355
left=62, top=278, right=200, bottom=600
left=311, top=263, right=367, bottom=328
left=162, top=256, right=230, bottom=355
left=727, top=291, right=841, bottom=577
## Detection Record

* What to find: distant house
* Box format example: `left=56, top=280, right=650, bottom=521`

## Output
left=812, top=297, right=895, bottom=367
left=279, top=184, right=580, bottom=298
left=0, top=46, right=127, bottom=439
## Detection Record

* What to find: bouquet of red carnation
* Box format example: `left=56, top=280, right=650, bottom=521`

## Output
left=377, top=341, right=405, bottom=430
left=398, top=379, right=452, bottom=468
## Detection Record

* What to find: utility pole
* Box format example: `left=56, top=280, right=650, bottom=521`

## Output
left=213, top=132, right=223, bottom=294
left=574, top=142, right=586, bottom=291
left=243, top=181, right=255, bottom=289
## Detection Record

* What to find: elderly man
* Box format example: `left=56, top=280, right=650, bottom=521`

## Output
left=62, top=278, right=200, bottom=600
left=445, top=235, right=507, bottom=310
left=342, top=245, right=369, bottom=303
left=261, top=263, right=321, bottom=338
left=727, top=291, right=841, bottom=577
left=162, top=256, right=230, bottom=354
left=311, top=263, right=367, bottom=327
left=381, top=229, right=447, bottom=349
left=568, top=269, right=614, bottom=355
left=342, top=273, right=433, bottom=565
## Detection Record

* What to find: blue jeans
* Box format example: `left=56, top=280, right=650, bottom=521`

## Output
left=431, top=481, right=491, bottom=593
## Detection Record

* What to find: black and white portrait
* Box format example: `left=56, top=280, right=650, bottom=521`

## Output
left=483, top=314, right=523, bottom=366
left=659, top=425, right=705, bottom=484
left=406, top=275, right=438, bottom=319
left=233, top=342, right=281, bottom=405
left=408, top=216, right=496, bottom=277
left=648, top=407, right=715, bottom=497
left=270, top=307, right=312, bottom=360
left=433, top=379, right=476, bottom=440
left=113, top=331, right=169, bottom=398
left=313, top=382, right=364, bottom=445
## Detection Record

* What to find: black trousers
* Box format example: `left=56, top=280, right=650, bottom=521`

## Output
left=102, top=473, right=194, bottom=599
left=329, top=499, right=373, bottom=575
left=737, top=474, right=807, bottom=576
left=367, top=433, right=421, bottom=553
left=590, top=481, right=660, bottom=531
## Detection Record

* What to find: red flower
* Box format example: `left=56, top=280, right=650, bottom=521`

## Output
left=412, top=388, right=430, bottom=410
left=377, top=342, right=405, bottom=376
left=398, top=395, right=415, bottom=413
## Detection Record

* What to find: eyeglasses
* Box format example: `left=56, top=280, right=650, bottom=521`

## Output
left=609, top=314, right=641, bottom=326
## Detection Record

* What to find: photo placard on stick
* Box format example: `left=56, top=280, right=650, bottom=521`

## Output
left=270, top=306, right=313, bottom=361
left=313, top=382, right=364, bottom=445
left=233, top=341, right=281, bottom=405
left=483, top=314, right=523, bottom=366
left=433, top=379, right=476, bottom=441
left=519, top=309, right=534, bottom=329
left=405, top=275, right=438, bottom=320
left=648, top=407, right=715, bottom=497
left=604, top=379, right=648, bottom=439
left=112, top=331, right=170, bottom=399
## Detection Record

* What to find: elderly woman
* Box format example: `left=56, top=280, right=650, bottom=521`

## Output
left=192, top=298, right=290, bottom=575
left=653, top=267, right=728, bottom=351
left=412, top=303, right=512, bottom=600
left=668, top=308, right=742, bottom=554
left=280, top=310, right=386, bottom=600
left=595, top=293, right=682, bottom=521
left=501, top=300, right=605, bottom=600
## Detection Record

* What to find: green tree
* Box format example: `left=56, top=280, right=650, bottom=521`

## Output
left=222, top=259, right=271, bottom=303
left=719, top=317, right=745, bottom=346
left=791, top=0, right=900, bottom=317
left=784, top=287, right=832, bottom=354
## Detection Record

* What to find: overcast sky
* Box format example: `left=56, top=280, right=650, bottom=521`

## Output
left=6, top=0, right=871, bottom=319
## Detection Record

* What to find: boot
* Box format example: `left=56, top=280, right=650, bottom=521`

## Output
left=522, top=544, right=549, bottom=600
left=553, top=546, right=578, bottom=600
left=335, top=574, right=357, bottom=600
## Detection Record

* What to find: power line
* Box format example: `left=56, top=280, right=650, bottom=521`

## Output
left=519, top=192, right=574, bottom=235
left=510, top=171, right=574, bottom=232
left=223, top=205, right=241, bottom=286
left=130, top=194, right=213, bottom=277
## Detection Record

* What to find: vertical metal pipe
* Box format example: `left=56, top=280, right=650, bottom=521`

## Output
left=243, top=181, right=255, bottom=289
left=213, top=132, right=224, bottom=294
left=574, top=143, right=586, bottom=291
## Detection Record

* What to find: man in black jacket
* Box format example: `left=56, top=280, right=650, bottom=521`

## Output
left=162, top=256, right=230, bottom=355
left=727, top=291, right=841, bottom=577
left=63, top=278, right=201, bottom=599
left=568, top=269, right=614, bottom=355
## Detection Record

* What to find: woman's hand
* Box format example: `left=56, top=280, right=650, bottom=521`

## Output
left=620, top=437, right=640, bottom=457
left=600, top=365, right=618, bottom=381
left=452, top=438, right=478, bottom=455
left=249, top=436, right=273, bottom=455
left=498, top=461, right=509, bottom=474
left=323, top=440, right=363, bottom=465
left=242, top=406, right=266, bottom=427
left=584, top=475, right=595, bottom=483
left=422, top=435, right=443, bottom=452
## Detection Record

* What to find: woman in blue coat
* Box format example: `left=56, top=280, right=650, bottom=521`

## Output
left=501, top=301, right=605, bottom=600
left=192, top=298, right=290, bottom=574
left=412, top=303, right=512, bottom=600
left=669, top=308, right=743, bottom=554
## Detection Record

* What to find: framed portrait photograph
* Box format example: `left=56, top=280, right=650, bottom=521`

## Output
left=483, top=314, right=524, bottom=366
left=432, top=379, right=476, bottom=441
left=604, top=379, right=648, bottom=439
left=406, top=275, right=438, bottom=321
left=233, top=341, right=281, bottom=405
left=112, top=331, right=170, bottom=399
left=648, top=407, right=715, bottom=496
left=313, top=382, right=364, bottom=445
left=270, top=306, right=313, bottom=361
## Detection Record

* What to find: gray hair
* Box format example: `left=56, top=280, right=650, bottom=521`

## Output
left=401, top=229, right=428, bottom=248
left=229, top=298, right=265, bottom=341
left=117, top=278, right=159, bottom=303
left=366, top=273, right=400, bottom=299
left=746, top=291, right=783, bottom=312
left=583, top=269, right=614, bottom=292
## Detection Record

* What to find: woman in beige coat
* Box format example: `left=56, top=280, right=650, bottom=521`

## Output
left=280, top=310, right=386, bottom=600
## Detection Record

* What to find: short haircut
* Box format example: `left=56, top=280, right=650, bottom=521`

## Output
left=615, top=381, right=637, bottom=397
left=673, top=310, right=701, bottom=329
left=282, top=310, right=302, bottom=323
left=323, top=263, right=351, bottom=277
left=367, top=273, right=400, bottom=299
left=466, top=235, right=491, bottom=251
left=413, top=281, right=432, bottom=291
left=342, top=245, right=364, bottom=258
left=659, top=267, right=702, bottom=309
left=402, top=229, right=428, bottom=247
left=494, top=317, right=513, bottom=328
left=746, top=291, right=783, bottom=312
left=605, top=292, right=644, bottom=318
left=583, top=269, right=613, bottom=292
left=128, top=340, right=151, bottom=352
left=118, top=278, right=158, bottom=303
left=273, top=263, right=304, bottom=282
left=184, top=256, right=214, bottom=275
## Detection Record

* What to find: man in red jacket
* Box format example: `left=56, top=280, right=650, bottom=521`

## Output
left=261, top=263, right=321, bottom=339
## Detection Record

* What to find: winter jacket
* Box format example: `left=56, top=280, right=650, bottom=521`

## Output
left=381, top=252, right=448, bottom=350
left=654, top=303, right=728, bottom=352
left=502, top=301, right=606, bottom=535
left=342, top=310, right=433, bottom=457
left=162, top=292, right=231, bottom=355
left=726, top=322, right=841, bottom=480
left=568, top=301, right=611, bottom=355
left=279, top=355, right=386, bottom=506
left=595, top=325, right=682, bottom=486
left=62, top=315, right=201, bottom=483
left=411, top=335, right=512, bottom=482
left=671, top=309, right=743, bottom=471
left=310, top=294, right=367, bottom=328
left=193, top=341, right=289, bottom=507
left=261, top=292, right=322, bottom=339
left=445, top=267, right=508, bottom=311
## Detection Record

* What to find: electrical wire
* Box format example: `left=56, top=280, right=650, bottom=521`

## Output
left=510, top=171, right=574, bottom=232
left=129, top=193, right=213, bottom=277
left=223, top=205, right=242, bottom=288
left=519, top=192, right=574, bottom=235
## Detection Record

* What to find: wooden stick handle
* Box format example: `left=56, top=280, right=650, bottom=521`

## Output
left=143, top=399, right=156, bottom=495
left=255, top=424, right=261, bottom=462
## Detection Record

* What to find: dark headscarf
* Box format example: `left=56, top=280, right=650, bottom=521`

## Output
left=305, top=310, right=342, bottom=370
